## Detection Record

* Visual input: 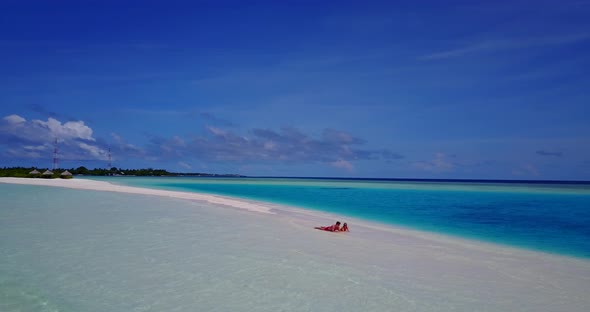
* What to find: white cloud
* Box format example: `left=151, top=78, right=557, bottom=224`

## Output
left=0, top=114, right=107, bottom=161
left=78, top=142, right=107, bottom=159
left=0, top=115, right=96, bottom=144
left=3, top=114, right=26, bottom=124
left=33, top=117, right=95, bottom=141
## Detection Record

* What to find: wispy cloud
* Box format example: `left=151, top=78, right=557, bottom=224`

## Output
left=146, top=126, right=403, bottom=166
left=1, top=113, right=404, bottom=169
left=420, top=33, right=590, bottom=60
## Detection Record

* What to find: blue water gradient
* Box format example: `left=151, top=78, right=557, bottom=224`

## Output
left=89, top=177, right=590, bottom=258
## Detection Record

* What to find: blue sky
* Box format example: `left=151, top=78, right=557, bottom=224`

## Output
left=1, top=0, right=589, bottom=180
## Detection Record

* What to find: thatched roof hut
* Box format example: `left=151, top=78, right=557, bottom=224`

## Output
left=42, top=170, right=54, bottom=178
left=29, top=169, right=40, bottom=175
left=60, top=170, right=73, bottom=179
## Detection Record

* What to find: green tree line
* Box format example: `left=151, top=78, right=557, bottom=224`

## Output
left=0, top=166, right=242, bottom=178
left=0, top=166, right=172, bottom=177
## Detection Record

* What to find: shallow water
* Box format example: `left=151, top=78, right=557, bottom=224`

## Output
left=0, top=184, right=374, bottom=311
left=89, top=176, right=590, bottom=258
left=3, top=182, right=590, bottom=311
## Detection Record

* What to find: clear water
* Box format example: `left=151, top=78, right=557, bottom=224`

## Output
left=2, top=182, right=590, bottom=312
left=2, top=183, right=398, bottom=311
left=90, top=176, right=590, bottom=258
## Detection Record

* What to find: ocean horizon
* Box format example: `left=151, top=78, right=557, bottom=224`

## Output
left=83, top=176, right=590, bottom=259
left=248, top=176, right=590, bottom=183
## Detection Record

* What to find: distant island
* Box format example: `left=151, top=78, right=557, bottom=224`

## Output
left=0, top=166, right=244, bottom=178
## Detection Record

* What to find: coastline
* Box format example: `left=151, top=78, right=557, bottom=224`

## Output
left=0, top=177, right=274, bottom=214
left=1, top=176, right=588, bottom=261
left=2, top=177, right=590, bottom=311
left=46, top=176, right=590, bottom=258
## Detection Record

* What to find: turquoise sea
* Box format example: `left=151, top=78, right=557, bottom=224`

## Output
left=90, top=176, right=590, bottom=258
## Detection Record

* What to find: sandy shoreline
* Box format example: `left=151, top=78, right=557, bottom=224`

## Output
left=0, top=177, right=274, bottom=214
left=2, top=176, right=589, bottom=261
left=0, top=176, right=587, bottom=258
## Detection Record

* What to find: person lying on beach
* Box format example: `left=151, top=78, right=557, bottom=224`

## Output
left=315, top=221, right=341, bottom=232
left=340, top=222, right=349, bottom=232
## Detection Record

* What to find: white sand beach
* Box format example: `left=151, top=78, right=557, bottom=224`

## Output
left=1, top=177, right=590, bottom=311
left=0, top=177, right=274, bottom=214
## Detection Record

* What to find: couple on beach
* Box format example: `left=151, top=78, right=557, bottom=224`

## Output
left=315, top=221, right=349, bottom=232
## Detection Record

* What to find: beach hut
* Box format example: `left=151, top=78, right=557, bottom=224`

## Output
left=29, top=169, right=41, bottom=177
left=60, top=170, right=73, bottom=179
left=42, top=170, right=54, bottom=179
